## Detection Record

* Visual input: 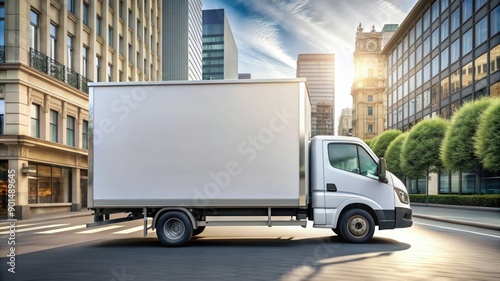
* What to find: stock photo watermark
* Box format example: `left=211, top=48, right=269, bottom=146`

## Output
left=5, top=168, right=17, bottom=274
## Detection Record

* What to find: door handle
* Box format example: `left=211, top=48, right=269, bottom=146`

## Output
left=327, top=183, right=337, bottom=192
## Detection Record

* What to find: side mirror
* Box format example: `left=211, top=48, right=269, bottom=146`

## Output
left=378, top=157, right=388, bottom=183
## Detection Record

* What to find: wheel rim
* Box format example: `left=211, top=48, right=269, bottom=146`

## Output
left=346, top=215, right=368, bottom=238
left=163, top=218, right=185, bottom=240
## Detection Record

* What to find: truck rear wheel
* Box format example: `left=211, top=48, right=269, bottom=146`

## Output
left=192, top=226, right=206, bottom=236
left=156, top=211, right=193, bottom=247
left=338, top=209, right=374, bottom=243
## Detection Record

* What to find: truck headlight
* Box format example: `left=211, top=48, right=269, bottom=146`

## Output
left=394, top=187, right=409, bottom=204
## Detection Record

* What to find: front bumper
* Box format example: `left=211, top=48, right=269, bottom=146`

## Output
left=395, top=207, right=413, bottom=228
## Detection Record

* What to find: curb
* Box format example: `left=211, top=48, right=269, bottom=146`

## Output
left=412, top=213, right=500, bottom=231
left=411, top=203, right=500, bottom=212
left=0, top=211, right=93, bottom=224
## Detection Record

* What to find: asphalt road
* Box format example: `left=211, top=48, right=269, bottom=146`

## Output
left=0, top=215, right=499, bottom=281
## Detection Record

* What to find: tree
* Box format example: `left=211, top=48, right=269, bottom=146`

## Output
left=441, top=98, right=494, bottom=192
left=401, top=118, right=448, bottom=204
left=364, top=138, right=373, bottom=147
left=475, top=99, right=500, bottom=172
left=384, top=132, right=408, bottom=181
left=372, top=130, right=402, bottom=158
left=370, top=135, right=379, bottom=150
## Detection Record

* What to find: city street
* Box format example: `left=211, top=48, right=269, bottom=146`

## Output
left=0, top=215, right=499, bottom=281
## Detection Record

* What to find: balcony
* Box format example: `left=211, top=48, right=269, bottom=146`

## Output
left=29, top=48, right=91, bottom=93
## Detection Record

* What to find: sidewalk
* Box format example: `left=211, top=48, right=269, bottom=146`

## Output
left=1, top=205, right=499, bottom=231
left=411, top=203, right=500, bottom=231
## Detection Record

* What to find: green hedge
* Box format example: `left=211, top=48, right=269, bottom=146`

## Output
left=409, top=194, right=500, bottom=208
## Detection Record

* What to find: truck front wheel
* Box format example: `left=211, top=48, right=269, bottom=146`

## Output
left=156, top=211, right=193, bottom=247
left=338, top=209, right=375, bottom=243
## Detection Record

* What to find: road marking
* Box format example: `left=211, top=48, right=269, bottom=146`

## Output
left=76, top=225, right=123, bottom=234
left=0, top=224, right=69, bottom=234
left=35, top=225, right=87, bottom=234
left=415, top=222, right=500, bottom=239
left=0, top=223, right=37, bottom=230
left=112, top=226, right=145, bottom=234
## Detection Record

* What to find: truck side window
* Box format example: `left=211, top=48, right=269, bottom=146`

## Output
left=328, top=144, right=359, bottom=173
left=328, top=143, right=378, bottom=179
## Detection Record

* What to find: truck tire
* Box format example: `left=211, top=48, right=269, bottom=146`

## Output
left=332, top=229, right=342, bottom=238
left=156, top=211, right=193, bottom=247
left=338, top=209, right=375, bottom=243
left=192, top=226, right=206, bottom=236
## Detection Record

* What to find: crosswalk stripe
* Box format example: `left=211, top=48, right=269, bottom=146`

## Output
left=76, top=225, right=123, bottom=234
left=0, top=224, right=69, bottom=234
left=35, top=225, right=87, bottom=234
left=112, top=225, right=153, bottom=234
left=0, top=223, right=37, bottom=230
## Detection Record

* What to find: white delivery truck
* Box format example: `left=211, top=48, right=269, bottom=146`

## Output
left=87, top=79, right=412, bottom=246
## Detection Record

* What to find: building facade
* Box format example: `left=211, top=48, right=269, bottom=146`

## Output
left=296, top=54, right=335, bottom=136
left=351, top=24, right=396, bottom=140
left=0, top=0, right=162, bottom=219
left=382, top=0, right=500, bottom=194
left=337, top=108, right=353, bottom=136
left=162, top=0, right=202, bottom=80
left=202, top=9, right=238, bottom=80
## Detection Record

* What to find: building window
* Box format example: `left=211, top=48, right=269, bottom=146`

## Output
left=462, top=0, right=472, bottom=22
left=450, top=8, right=460, bottom=33
left=368, top=106, right=373, bottom=115
left=137, top=19, right=141, bottom=38
left=119, top=0, right=124, bottom=19
left=451, top=69, right=461, bottom=93
left=128, top=44, right=132, bottom=62
left=108, top=25, right=114, bottom=48
left=96, top=56, right=101, bottom=82
left=423, top=90, right=431, bottom=109
left=403, top=102, right=409, bottom=119
left=462, top=61, right=473, bottom=88
left=423, top=37, right=430, bottom=57
left=416, top=18, right=422, bottom=38
left=441, top=77, right=450, bottom=99
left=0, top=99, right=4, bottom=135
left=96, top=16, right=102, bottom=37
left=67, top=35, right=73, bottom=69
left=416, top=93, right=422, bottom=112
left=50, top=110, right=58, bottom=142
left=450, top=39, right=460, bottom=64
left=67, top=0, right=75, bottom=14
left=416, top=44, right=422, bottom=63
left=49, top=23, right=57, bottom=59
left=82, top=46, right=88, bottom=77
left=108, top=64, right=112, bottom=82
left=368, top=95, right=373, bottom=102
left=28, top=164, right=71, bottom=204
left=431, top=1, right=439, bottom=22
left=30, top=10, right=40, bottom=50
left=416, top=69, right=422, bottom=88
left=119, top=36, right=123, bottom=54
left=31, top=104, right=40, bottom=138
left=432, top=55, right=440, bottom=77
left=423, top=9, right=430, bottom=31
left=128, top=9, right=133, bottom=29
left=367, top=124, right=373, bottom=133
left=492, top=6, right=500, bottom=36
left=83, top=2, right=89, bottom=25
left=490, top=44, right=500, bottom=75
left=475, top=17, right=487, bottom=47
left=462, top=29, right=473, bottom=55
left=82, top=120, right=88, bottom=149
left=441, top=19, right=449, bottom=42
left=0, top=1, right=4, bottom=46
left=423, top=62, right=431, bottom=83
left=475, top=52, right=488, bottom=82
left=441, top=47, right=449, bottom=69
left=67, top=116, right=75, bottom=146
left=441, top=0, right=449, bottom=12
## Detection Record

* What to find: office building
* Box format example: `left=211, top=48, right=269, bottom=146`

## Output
left=0, top=0, right=162, bottom=218
left=202, top=9, right=238, bottom=80
left=296, top=54, right=335, bottom=136
left=382, top=0, right=500, bottom=194
left=337, top=108, right=353, bottom=136
left=162, top=0, right=202, bottom=80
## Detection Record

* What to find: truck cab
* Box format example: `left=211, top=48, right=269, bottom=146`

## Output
left=310, top=136, right=412, bottom=242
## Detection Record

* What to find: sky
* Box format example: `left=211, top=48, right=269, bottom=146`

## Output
left=202, top=0, right=418, bottom=131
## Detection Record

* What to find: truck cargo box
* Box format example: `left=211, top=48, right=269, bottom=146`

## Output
left=89, top=79, right=311, bottom=208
